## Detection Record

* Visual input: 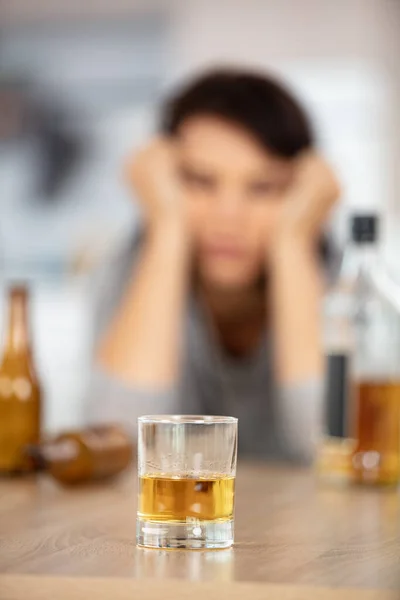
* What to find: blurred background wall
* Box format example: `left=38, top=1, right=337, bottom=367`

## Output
left=0, top=0, right=399, bottom=430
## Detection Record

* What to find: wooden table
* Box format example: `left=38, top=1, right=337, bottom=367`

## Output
left=0, top=463, right=399, bottom=599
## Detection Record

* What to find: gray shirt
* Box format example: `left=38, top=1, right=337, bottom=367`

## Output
left=86, top=236, right=323, bottom=463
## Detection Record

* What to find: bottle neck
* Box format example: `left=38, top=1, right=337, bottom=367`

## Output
left=340, top=241, right=378, bottom=282
left=25, top=438, right=81, bottom=472
left=2, top=287, right=33, bottom=366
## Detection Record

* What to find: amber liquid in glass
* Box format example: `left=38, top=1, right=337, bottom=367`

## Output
left=138, top=474, right=235, bottom=522
left=0, top=286, right=41, bottom=474
left=352, top=380, right=400, bottom=485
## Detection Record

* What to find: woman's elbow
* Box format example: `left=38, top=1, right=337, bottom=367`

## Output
left=84, top=367, right=178, bottom=438
left=277, top=379, right=323, bottom=465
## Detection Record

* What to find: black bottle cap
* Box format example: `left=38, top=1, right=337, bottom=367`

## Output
left=351, top=214, right=378, bottom=243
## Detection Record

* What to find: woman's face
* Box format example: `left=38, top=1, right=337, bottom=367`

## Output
left=177, top=116, right=294, bottom=291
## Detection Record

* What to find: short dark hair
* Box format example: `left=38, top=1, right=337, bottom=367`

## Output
left=161, top=68, right=314, bottom=158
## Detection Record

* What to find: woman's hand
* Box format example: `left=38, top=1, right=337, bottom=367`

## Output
left=270, top=152, right=337, bottom=384
left=100, top=142, right=189, bottom=388
left=275, top=152, right=340, bottom=249
left=124, top=137, right=185, bottom=230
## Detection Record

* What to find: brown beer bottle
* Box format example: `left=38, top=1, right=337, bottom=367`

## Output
left=26, top=425, right=133, bottom=484
left=0, top=285, right=42, bottom=473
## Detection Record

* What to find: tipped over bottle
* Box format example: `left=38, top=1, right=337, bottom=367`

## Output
left=26, top=424, right=134, bottom=484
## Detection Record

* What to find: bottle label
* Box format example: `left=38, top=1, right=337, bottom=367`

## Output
left=42, top=439, right=80, bottom=463
left=325, top=353, right=350, bottom=438
left=82, top=426, right=133, bottom=479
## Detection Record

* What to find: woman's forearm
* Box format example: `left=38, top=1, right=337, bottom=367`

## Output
left=270, top=237, right=324, bottom=385
left=97, top=221, right=189, bottom=387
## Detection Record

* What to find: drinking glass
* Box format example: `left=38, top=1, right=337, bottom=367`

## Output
left=136, top=415, right=238, bottom=549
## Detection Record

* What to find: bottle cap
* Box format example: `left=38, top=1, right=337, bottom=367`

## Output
left=23, top=444, right=47, bottom=472
left=351, top=214, right=378, bottom=243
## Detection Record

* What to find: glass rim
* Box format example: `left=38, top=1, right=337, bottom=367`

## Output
left=138, top=414, right=237, bottom=425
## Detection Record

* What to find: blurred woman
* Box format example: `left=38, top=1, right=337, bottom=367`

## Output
left=87, top=69, right=339, bottom=462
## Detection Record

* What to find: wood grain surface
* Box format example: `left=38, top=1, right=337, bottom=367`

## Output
left=0, top=575, right=398, bottom=600
left=0, top=463, right=399, bottom=596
